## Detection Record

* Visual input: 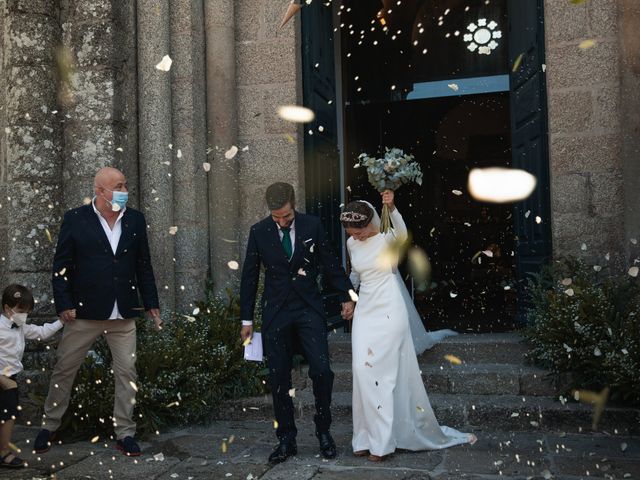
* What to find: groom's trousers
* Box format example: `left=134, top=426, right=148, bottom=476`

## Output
left=263, top=292, right=334, bottom=443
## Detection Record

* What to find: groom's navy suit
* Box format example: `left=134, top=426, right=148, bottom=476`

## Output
left=240, top=212, right=353, bottom=442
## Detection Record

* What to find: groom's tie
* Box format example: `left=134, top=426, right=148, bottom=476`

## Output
left=281, top=227, right=293, bottom=260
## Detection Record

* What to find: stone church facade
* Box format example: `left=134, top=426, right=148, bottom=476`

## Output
left=0, top=0, right=638, bottom=318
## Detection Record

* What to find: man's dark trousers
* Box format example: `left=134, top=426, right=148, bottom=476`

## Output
left=263, top=290, right=333, bottom=443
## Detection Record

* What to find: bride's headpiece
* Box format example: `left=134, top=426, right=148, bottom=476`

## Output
left=340, top=201, right=374, bottom=228
left=339, top=211, right=368, bottom=223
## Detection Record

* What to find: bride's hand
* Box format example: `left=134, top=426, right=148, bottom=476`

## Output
left=381, top=189, right=395, bottom=211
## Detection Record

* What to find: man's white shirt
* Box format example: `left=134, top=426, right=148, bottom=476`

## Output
left=92, top=199, right=125, bottom=320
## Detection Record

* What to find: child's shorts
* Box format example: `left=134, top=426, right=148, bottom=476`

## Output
left=0, top=375, right=19, bottom=422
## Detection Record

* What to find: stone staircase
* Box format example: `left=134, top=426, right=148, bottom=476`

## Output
left=224, top=332, right=640, bottom=436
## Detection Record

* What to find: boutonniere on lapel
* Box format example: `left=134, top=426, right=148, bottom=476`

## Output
left=297, top=268, right=307, bottom=277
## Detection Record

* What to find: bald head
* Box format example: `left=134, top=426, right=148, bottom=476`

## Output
left=93, top=167, right=128, bottom=214
left=94, top=167, right=125, bottom=189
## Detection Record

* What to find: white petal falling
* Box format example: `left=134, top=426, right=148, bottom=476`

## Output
left=277, top=105, right=316, bottom=123
left=228, top=260, right=240, bottom=270
left=224, top=146, right=239, bottom=159
left=203, top=162, right=211, bottom=172
left=467, top=167, right=537, bottom=203
left=169, top=226, right=178, bottom=235
left=629, top=266, right=639, bottom=278
left=155, top=55, right=173, bottom=72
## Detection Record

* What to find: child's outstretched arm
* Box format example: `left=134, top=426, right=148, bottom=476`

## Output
left=23, top=319, right=63, bottom=341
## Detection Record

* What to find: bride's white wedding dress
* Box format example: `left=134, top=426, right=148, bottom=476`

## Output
left=348, top=206, right=473, bottom=456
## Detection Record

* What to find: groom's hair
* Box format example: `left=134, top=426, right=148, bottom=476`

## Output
left=266, top=182, right=296, bottom=210
left=341, top=201, right=374, bottom=229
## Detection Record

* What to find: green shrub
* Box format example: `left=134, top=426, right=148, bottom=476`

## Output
left=59, top=288, right=269, bottom=437
left=523, top=257, right=640, bottom=405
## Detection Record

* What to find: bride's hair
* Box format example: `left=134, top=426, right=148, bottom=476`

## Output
left=340, top=201, right=374, bottom=228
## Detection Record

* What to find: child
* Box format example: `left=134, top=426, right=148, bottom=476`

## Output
left=0, top=284, right=62, bottom=468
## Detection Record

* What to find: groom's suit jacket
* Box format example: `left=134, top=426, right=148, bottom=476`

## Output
left=240, top=212, right=353, bottom=333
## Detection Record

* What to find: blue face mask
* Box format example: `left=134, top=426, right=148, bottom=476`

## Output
left=103, top=189, right=129, bottom=212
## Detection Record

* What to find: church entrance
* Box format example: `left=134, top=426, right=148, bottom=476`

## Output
left=302, top=0, right=551, bottom=332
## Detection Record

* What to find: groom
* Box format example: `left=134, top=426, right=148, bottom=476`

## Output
left=240, top=182, right=355, bottom=464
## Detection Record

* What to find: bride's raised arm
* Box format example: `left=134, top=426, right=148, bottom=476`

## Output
left=388, top=208, right=408, bottom=243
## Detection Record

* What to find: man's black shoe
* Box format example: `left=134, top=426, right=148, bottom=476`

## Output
left=268, top=441, right=297, bottom=464
left=317, top=432, right=337, bottom=459
left=33, top=429, right=56, bottom=454
left=116, top=436, right=141, bottom=457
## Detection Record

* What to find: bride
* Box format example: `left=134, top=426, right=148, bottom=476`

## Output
left=340, top=190, right=476, bottom=461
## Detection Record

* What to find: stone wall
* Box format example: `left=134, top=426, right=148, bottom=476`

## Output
left=235, top=0, right=304, bottom=253
left=2, top=0, right=63, bottom=313
left=544, top=0, right=633, bottom=265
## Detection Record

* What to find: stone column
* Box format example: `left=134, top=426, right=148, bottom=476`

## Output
left=170, top=0, right=209, bottom=310
left=204, top=0, right=240, bottom=294
left=619, top=1, right=640, bottom=261
left=61, top=0, right=138, bottom=208
left=233, top=0, right=303, bottom=253
left=2, top=0, right=63, bottom=313
left=137, top=0, right=175, bottom=313
left=545, top=0, right=626, bottom=263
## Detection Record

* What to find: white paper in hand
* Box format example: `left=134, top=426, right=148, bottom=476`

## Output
left=244, top=332, right=263, bottom=362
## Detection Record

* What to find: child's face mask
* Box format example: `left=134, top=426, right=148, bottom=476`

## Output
left=10, top=309, right=28, bottom=327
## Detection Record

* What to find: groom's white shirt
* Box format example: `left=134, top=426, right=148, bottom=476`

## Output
left=241, top=220, right=296, bottom=326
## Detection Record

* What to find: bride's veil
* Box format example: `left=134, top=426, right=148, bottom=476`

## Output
left=356, top=200, right=458, bottom=355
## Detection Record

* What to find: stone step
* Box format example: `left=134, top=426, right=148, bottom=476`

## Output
left=328, top=331, right=531, bottom=365
left=292, top=362, right=557, bottom=396
left=222, top=391, right=640, bottom=436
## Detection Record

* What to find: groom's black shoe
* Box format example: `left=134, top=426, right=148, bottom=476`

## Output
left=268, top=441, right=297, bottom=464
left=317, top=432, right=337, bottom=459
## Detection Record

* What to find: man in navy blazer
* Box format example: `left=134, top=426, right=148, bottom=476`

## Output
left=240, top=182, right=355, bottom=464
left=34, top=167, right=161, bottom=457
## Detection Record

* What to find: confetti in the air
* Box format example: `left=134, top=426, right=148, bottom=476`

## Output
left=512, top=53, right=524, bottom=72
left=468, top=168, right=536, bottom=203
left=348, top=289, right=359, bottom=302
left=452, top=189, right=463, bottom=196
left=225, top=146, right=239, bottom=159
left=279, top=1, right=303, bottom=29
left=228, top=260, right=239, bottom=270
left=288, top=388, right=296, bottom=398
left=629, top=266, right=639, bottom=277
left=155, top=55, right=172, bottom=71
left=444, top=354, right=462, bottom=365
left=169, top=226, right=178, bottom=235
left=203, top=162, right=211, bottom=172
left=447, top=83, right=459, bottom=92
left=277, top=105, right=315, bottom=123
left=579, top=39, right=596, bottom=50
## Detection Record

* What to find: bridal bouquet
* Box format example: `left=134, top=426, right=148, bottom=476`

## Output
left=355, top=147, right=423, bottom=233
